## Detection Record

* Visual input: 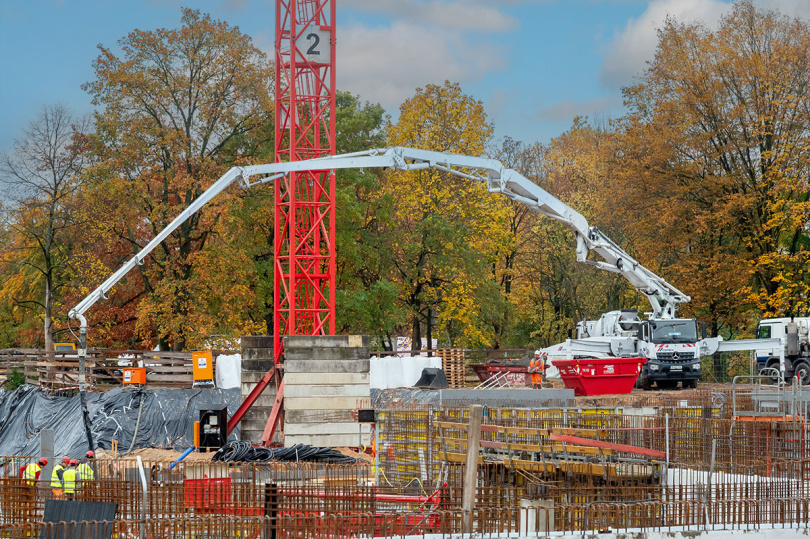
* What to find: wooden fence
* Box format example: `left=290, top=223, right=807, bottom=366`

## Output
left=0, top=349, right=238, bottom=389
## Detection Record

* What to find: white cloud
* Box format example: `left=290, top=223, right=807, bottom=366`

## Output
left=600, top=0, right=810, bottom=90
left=600, top=0, right=729, bottom=88
left=341, top=0, right=516, bottom=32
left=337, top=22, right=506, bottom=109
left=536, top=96, right=620, bottom=123
left=756, top=0, right=810, bottom=18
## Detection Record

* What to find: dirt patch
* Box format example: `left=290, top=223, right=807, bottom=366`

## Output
left=95, top=447, right=216, bottom=462
left=572, top=382, right=732, bottom=408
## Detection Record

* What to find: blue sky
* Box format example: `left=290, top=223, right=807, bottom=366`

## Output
left=2, top=0, right=808, bottom=153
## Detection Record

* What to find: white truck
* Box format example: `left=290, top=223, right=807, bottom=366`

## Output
left=753, top=317, right=810, bottom=384
left=543, top=309, right=704, bottom=389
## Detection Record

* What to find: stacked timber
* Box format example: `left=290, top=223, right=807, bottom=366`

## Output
left=437, top=348, right=466, bottom=388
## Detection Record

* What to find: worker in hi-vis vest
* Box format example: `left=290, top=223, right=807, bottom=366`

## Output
left=528, top=350, right=545, bottom=389
left=50, top=456, right=70, bottom=498
left=21, top=457, right=47, bottom=521
left=21, top=457, right=47, bottom=485
left=78, top=451, right=95, bottom=481
left=62, top=460, right=78, bottom=500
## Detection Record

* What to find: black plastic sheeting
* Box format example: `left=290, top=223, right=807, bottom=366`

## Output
left=0, top=386, right=240, bottom=459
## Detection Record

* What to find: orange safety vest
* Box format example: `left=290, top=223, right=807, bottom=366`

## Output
left=530, top=359, right=543, bottom=384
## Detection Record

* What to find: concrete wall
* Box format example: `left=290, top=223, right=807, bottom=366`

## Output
left=240, top=336, right=279, bottom=445
left=370, top=356, right=442, bottom=389
left=284, top=335, right=371, bottom=448
left=437, top=388, right=575, bottom=407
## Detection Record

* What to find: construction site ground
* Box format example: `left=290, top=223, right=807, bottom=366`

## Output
left=570, top=382, right=729, bottom=407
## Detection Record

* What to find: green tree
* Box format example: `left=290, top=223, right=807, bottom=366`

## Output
left=332, top=92, right=405, bottom=348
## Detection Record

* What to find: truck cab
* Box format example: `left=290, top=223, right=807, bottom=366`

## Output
left=636, top=318, right=702, bottom=389
left=754, top=317, right=810, bottom=384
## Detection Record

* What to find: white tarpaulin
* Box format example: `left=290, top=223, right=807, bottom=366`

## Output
left=370, top=356, right=442, bottom=389
left=215, top=353, right=241, bottom=389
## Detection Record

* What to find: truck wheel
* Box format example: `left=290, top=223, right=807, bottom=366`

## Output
left=638, top=375, right=652, bottom=391
left=766, top=360, right=781, bottom=383
left=795, top=362, right=810, bottom=386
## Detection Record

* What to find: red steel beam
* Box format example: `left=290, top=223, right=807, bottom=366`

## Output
left=549, top=433, right=666, bottom=458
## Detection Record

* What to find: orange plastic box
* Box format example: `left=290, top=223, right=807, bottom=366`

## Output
left=192, top=350, right=214, bottom=382
left=123, top=367, right=146, bottom=385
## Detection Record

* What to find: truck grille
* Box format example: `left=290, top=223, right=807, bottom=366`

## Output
left=656, top=351, right=696, bottom=363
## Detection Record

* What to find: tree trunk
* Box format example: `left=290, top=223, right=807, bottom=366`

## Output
left=412, top=314, right=422, bottom=353
left=426, top=307, right=433, bottom=351
left=43, top=278, right=55, bottom=362
left=711, top=318, right=723, bottom=382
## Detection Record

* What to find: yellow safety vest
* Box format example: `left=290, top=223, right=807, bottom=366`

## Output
left=22, top=463, right=41, bottom=485
left=50, top=464, right=65, bottom=488
left=77, top=462, right=94, bottom=482
left=62, top=468, right=77, bottom=494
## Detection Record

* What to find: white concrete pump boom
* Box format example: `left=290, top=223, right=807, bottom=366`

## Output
left=70, top=146, right=689, bottom=327
left=243, top=146, right=690, bottom=319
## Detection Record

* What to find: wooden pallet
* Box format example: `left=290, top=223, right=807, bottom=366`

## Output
left=437, top=348, right=466, bottom=388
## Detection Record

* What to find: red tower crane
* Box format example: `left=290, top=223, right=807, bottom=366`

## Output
left=274, top=0, right=337, bottom=359
left=227, top=0, right=337, bottom=442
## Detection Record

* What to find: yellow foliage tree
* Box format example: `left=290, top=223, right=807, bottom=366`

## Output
left=382, top=81, right=511, bottom=348
left=79, top=9, right=273, bottom=350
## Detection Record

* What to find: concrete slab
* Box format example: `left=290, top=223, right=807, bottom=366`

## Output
left=284, top=422, right=371, bottom=436
left=284, top=396, right=370, bottom=410
left=285, top=359, right=370, bottom=373
left=284, top=335, right=370, bottom=349
left=437, top=388, right=575, bottom=407
left=285, top=384, right=371, bottom=398
left=284, top=348, right=369, bottom=361
left=285, top=409, right=356, bottom=424
left=285, top=372, right=369, bottom=386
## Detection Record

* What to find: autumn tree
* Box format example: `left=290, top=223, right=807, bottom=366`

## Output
left=331, top=93, right=406, bottom=348
left=383, top=81, right=511, bottom=348
left=506, top=121, right=636, bottom=348
left=80, top=9, right=273, bottom=349
left=0, top=105, right=89, bottom=352
left=618, top=1, right=810, bottom=336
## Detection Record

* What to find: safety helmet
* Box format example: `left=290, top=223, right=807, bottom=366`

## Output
left=69, top=459, right=78, bottom=466
left=534, top=350, right=541, bottom=355
left=37, top=458, right=48, bottom=467
left=60, top=456, right=70, bottom=464
left=85, top=450, right=95, bottom=459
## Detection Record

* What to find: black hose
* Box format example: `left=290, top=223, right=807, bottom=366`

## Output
left=212, top=441, right=357, bottom=464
